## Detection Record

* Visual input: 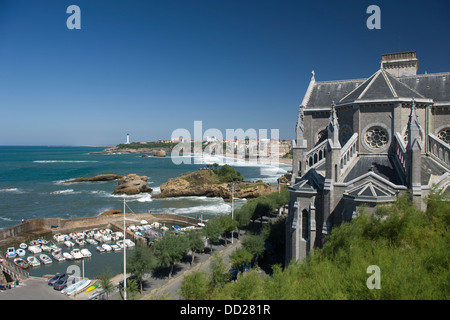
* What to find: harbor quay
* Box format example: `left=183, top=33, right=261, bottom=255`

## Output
left=0, top=212, right=203, bottom=299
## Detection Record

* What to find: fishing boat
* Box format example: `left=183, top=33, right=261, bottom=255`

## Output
left=13, top=258, right=29, bottom=269
left=64, top=240, right=75, bottom=248
left=70, top=249, right=84, bottom=260
left=39, top=254, right=52, bottom=264
left=28, top=245, right=42, bottom=254
left=6, top=247, right=16, bottom=259
left=63, top=252, right=74, bottom=260
left=80, top=248, right=92, bottom=257
left=19, top=243, right=27, bottom=250
left=101, top=244, right=112, bottom=252
left=64, top=278, right=91, bottom=296
left=27, top=256, right=40, bottom=267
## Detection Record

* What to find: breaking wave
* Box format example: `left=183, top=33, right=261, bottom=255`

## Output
left=34, top=160, right=99, bottom=163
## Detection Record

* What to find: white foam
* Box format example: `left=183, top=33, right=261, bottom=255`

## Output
left=50, top=189, right=80, bottom=195
left=137, top=194, right=153, bottom=202
left=166, top=203, right=231, bottom=215
left=0, top=216, right=13, bottom=221
left=0, top=188, right=20, bottom=193
left=34, top=160, right=99, bottom=163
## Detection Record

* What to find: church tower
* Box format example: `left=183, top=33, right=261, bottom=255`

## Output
left=406, top=99, right=423, bottom=208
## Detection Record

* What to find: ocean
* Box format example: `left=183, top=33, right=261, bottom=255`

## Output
left=0, top=146, right=291, bottom=229
left=0, top=146, right=290, bottom=279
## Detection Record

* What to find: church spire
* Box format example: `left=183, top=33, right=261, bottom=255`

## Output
left=407, top=98, right=421, bottom=150
left=327, top=101, right=340, bottom=148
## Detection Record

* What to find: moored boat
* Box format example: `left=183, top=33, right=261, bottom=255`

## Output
left=19, top=243, right=27, bottom=250
left=16, top=248, right=26, bottom=257
left=110, top=244, right=121, bottom=252
left=39, top=254, right=52, bottom=264
left=64, top=278, right=91, bottom=296
left=52, top=251, right=66, bottom=262
left=101, top=244, right=112, bottom=252
left=28, top=245, right=42, bottom=254
left=70, top=249, right=84, bottom=260
left=80, top=248, right=92, bottom=257
left=63, top=252, right=74, bottom=260
left=64, top=240, right=75, bottom=248
left=27, top=256, right=40, bottom=267
left=13, top=257, right=29, bottom=269
left=96, top=246, right=105, bottom=252
left=6, top=247, right=16, bottom=259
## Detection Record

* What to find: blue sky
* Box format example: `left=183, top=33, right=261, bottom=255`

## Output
left=1, top=0, right=449, bottom=146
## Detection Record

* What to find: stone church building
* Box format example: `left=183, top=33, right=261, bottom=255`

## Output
left=286, top=51, right=450, bottom=264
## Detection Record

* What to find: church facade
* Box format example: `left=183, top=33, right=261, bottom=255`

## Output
left=286, top=51, right=450, bottom=264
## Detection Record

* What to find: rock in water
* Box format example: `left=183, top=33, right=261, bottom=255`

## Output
left=113, top=174, right=153, bottom=195
left=153, top=150, right=166, bottom=157
left=65, top=174, right=123, bottom=183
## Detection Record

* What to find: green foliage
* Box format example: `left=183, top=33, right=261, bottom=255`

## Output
left=210, top=253, right=231, bottom=288
left=154, top=234, right=189, bottom=279
left=217, top=214, right=239, bottom=246
left=116, top=141, right=178, bottom=150
left=127, top=245, right=158, bottom=293
left=180, top=271, right=211, bottom=300
left=96, top=267, right=115, bottom=300
left=202, top=217, right=225, bottom=252
left=213, top=164, right=244, bottom=183
left=229, top=247, right=253, bottom=270
left=193, top=193, right=450, bottom=300
left=242, top=233, right=265, bottom=265
left=182, top=230, right=205, bottom=265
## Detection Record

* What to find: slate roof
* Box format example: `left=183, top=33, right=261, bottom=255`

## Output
left=343, top=156, right=404, bottom=185
left=343, top=181, right=397, bottom=203
left=302, top=69, right=449, bottom=108
left=399, top=72, right=450, bottom=102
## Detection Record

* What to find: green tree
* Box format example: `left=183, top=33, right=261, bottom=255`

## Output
left=242, top=233, right=265, bottom=266
left=180, top=270, right=211, bottom=300
left=218, top=214, right=238, bottom=247
left=233, top=207, right=251, bottom=240
left=154, top=234, right=189, bottom=279
left=126, top=245, right=158, bottom=294
left=210, top=253, right=231, bottom=288
left=183, top=229, right=205, bottom=266
left=202, top=217, right=224, bottom=253
left=96, top=267, right=115, bottom=300
left=229, top=247, right=253, bottom=270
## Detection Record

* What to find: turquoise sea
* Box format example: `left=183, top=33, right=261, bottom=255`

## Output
left=0, top=146, right=290, bottom=229
left=0, top=146, right=290, bottom=279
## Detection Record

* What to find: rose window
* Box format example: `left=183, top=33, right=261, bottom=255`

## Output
left=437, top=128, right=450, bottom=144
left=364, top=126, right=388, bottom=149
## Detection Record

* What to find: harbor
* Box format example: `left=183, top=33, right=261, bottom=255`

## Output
left=0, top=211, right=204, bottom=297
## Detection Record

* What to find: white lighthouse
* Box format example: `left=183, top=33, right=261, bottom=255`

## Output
left=126, top=133, right=130, bottom=144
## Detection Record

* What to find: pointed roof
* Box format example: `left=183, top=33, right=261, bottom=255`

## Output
left=339, top=69, right=425, bottom=103
left=343, top=181, right=397, bottom=203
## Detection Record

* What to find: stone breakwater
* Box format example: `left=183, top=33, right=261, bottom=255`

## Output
left=0, top=212, right=200, bottom=248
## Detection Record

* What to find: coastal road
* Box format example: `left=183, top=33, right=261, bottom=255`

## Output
left=0, top=276, right=71, bottom=300
left=143, top=240, right=242, bottom=300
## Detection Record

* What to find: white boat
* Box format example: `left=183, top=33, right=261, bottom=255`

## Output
left=64, top=240, right=75, bottom=248
left=101, top=244, right=112, bottom=252
left=96, top=246, right=105, bottom=253
left=110, top=244, right=121, bottom=252
left=63, top=252, right=74, bottom=260
left=69, top=233, right=77, bottom=240
left=41, top=244, right=52, bottom=252
left=101, top=234, right=111, bottom=242
left=75, top=239, right=86, bottom=246
left=86, top=239, right=98, bottom=245
left=52, top=251, right=66, bottom=262
left=28, top=245, right=42, bottom=254
left=117, top=239, right=135, bottom=248
left=16, top=248, right=26, bottom=257
left=37, top=239, right=48, bottom=245
left=53, top=233, right=66, bottom=242
left=29, top=240, right=40, bottom=246
left=27, top=256, right=40, bottom=267
left=70, top=249, right=84, bottom=259
left=64, top=278, right=91, bottom=296
left=80, top=248, right=92, bottom=257
left=39, top=254, right=52, bottom=264
left=19, top=243, right=27, bottom=249
left=76, top=232, right=85, bottom=239
left=6, top=247, right=16, bottom=258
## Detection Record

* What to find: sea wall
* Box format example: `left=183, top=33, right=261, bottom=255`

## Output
left=0, top=213, right=201, bottom=247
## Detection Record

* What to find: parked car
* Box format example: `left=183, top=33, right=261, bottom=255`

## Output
left=48, top=273, right=67, bottom=286
left=53, top=275, right=74, bottom=291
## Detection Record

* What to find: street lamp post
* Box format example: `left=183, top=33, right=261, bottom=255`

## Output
left=123, top=198, right=127, bottom=300
left=231, top=183, right=234, bottom=244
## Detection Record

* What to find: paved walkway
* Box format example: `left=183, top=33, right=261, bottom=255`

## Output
left=0, top=276, right=71, bottom=300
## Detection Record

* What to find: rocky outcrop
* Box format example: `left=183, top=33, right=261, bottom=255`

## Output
left=65, top=174, right=123, bottom=183
left=99, top=210, right=122, bottom=216
left=152, top=150, right=166, bottom=157
left=113, top=174, right=153, bottom=195
left=152, top=169, right=275, bottom=200
left=90, top=147, right=172, bottom=155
